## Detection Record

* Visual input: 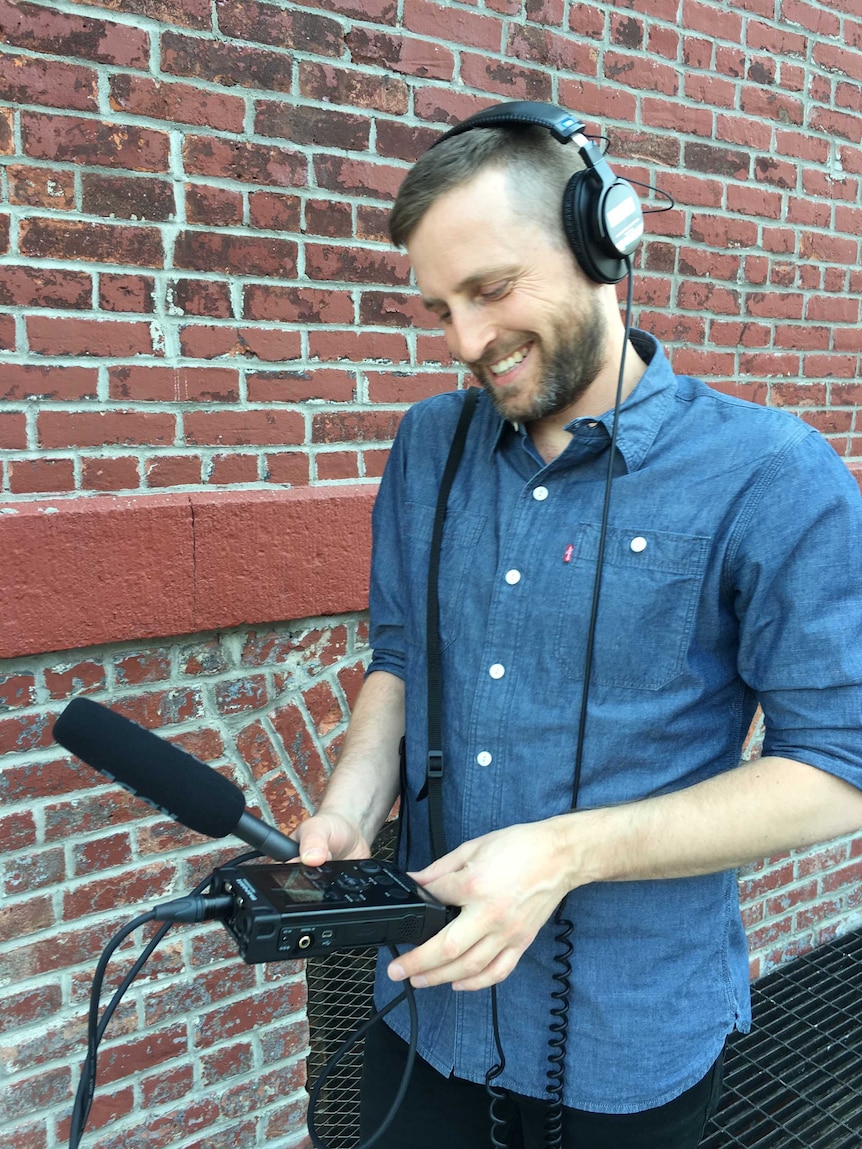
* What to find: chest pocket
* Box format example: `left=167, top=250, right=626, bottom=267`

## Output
left=404, top=502, right=487, bottom=650
left=553, top=524, right=710, bottom=690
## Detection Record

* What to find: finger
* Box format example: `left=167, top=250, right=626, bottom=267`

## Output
left=390, top=933, right=520, bottom=990
left=451, top=946, right=522, bottom=992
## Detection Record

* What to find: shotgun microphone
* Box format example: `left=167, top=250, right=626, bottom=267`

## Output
left=53, top=697, right=299, bottom=861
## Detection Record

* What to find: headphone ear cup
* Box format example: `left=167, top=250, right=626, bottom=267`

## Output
left=563, top=171, right=627, bottom=285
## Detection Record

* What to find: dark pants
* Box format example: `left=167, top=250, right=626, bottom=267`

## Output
left=360, top=1021, right=724, bottom=1149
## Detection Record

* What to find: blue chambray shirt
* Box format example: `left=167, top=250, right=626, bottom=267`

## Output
left=367, top=330, right=862, bottom=1113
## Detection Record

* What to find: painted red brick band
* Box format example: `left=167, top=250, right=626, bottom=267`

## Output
left=1, top=486, right=374, bottom=658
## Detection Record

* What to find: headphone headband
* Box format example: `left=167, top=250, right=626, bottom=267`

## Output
left=429, top=100, right=643, bottom=284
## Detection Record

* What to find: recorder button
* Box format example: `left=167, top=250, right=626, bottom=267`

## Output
left=359, top=860, right=382, bottom=873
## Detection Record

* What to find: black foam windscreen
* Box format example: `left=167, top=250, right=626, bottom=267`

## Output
left=53, top=697, right=245, bottom=838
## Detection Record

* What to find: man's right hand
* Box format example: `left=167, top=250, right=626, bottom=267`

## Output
left=293, top=811, right=372, bottom=867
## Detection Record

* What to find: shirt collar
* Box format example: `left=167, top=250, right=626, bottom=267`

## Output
left=490, top=329, right=677, bottom=473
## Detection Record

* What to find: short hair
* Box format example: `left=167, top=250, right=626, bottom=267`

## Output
left=389, top=124, right=586, bottom=249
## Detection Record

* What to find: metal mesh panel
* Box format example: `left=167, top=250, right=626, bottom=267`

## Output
left=306, top=853, right=862, bottom=1149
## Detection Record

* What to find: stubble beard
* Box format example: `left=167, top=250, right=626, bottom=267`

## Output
left=473, top=302, right=608, bottom=425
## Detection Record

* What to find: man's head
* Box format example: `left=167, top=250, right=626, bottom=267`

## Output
left=389, top=124, right=584, bottom=255
left=393, top=124, right=615, bottom=425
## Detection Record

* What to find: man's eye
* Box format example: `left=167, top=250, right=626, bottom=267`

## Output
left=480, top=282, right=510, bottom=301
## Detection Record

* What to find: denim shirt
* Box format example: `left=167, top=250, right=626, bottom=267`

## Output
left=367, top=330, right=862, bottom=1113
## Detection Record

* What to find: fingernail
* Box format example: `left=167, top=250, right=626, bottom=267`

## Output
left=388, top=962, right=405, bottom=981
left=411, top=975, right=428, bottom=989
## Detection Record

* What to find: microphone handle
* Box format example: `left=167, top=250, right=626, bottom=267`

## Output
left=235, top=810, right=299, bottom=861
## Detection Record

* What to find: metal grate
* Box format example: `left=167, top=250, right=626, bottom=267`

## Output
left=700, top=928, right=862, bottom=1149
left=307, top=870, right=862, bottom=1149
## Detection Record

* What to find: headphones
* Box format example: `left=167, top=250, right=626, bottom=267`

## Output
left=432, top=100, right=644, bottom=285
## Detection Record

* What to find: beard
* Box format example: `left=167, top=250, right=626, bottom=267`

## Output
left=470, top=298, right=608, bottom=424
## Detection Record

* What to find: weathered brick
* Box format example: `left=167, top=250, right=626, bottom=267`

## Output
left=308, top=329, right=408, bottom=364
left=0, top=363, right=97, bottom=401
left=161, top=29, right=294, bottom=93
left=110, top=365, right=239, bottom=403
left=0, top=106, right=12, bottom=154
left=173, top=231, right=298, bottom=278
left=168, top=278, right=233, bottom=319
left=20, top=219, right=164, bottom=267
left=247, top=190, right=302, bottom=232
left=178, top=325, right=302, bottom=362
left=21, top=111, right=169, bottom=171
left=0, top=672, right=37, bottom=711
left=305, top=242, right=409, bottom=286
left=264, top=451, right=310, bottom=485
left=109, top=73, right=244, bottom=132
left=255, top=102, right=371, bottom=150
left=0, top=1066, right=71, bottom=1123
left=0, top=0, right=149, bottom=66
left=317, top=450, right=360, bottom=481
left=74, top=0, right=210, bottom=27
left=82, top=173, right=176, bottom=221
left=81, top=455, right=141, bottom=492
left=247, top=369, right=355, bottom=404
left=7, top=164, right=76, bottom=209
left=0, top=985, right=62, bottom=1035
left=183, top=410, right=304, bottom=447
left=37, top=409, right=176, bottom=449
left=244, top=284, right=353, bottom=325
left=185, top=183, right=243, bottom=227
left=28, top=316, right=159, bottom=357
left=144, top=454, right=203, bottom=487
left=0, top=52, right=97, bottom=111
left=298, top=61, right=409, bottom=115
left=347, top=26, right=455, bottom=80
left=312, top=409, right=403, bottom=444
left=215, top=0, right=343, bottom=56
left=99, top=273, right=156, bottom=314
left=4, top=845, right=66, bottom=895
left=460, top=52, right=553, bottom=101
left=207, top=453, right=259, bottom=484
left=0, top=809, right=37, bottom=853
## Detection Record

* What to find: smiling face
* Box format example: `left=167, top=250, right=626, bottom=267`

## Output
left=407, top=165, right=609, bottom=425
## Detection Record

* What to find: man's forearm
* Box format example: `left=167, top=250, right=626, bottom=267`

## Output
left=558, top=755, right=862, bottom=889
left=317, top=669, right=406, bottom=845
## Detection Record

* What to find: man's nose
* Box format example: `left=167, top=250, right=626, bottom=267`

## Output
left=447, top=306, right=497, bottom=367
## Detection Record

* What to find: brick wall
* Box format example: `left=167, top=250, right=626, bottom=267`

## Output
left=1, top=0, right=861, bottom=1145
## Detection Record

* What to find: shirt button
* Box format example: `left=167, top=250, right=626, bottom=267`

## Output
left=476, top=751, right=493, bottom=767
left=630, top=536, right=648, bottom=553
left=489, top=663, right=505, bottom=679
left=505, top=569, right=521, bottom=585
left=532, top=486, right=549, bottom=501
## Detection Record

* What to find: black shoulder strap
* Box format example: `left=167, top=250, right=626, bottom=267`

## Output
left=423, top=386, right=480, bottom=862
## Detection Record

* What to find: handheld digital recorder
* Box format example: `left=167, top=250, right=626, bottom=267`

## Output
left=210, top=859, right=453, bottom=964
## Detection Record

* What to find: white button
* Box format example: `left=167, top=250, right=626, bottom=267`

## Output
left=476, top=751, right=493, bottom=767
left=630, top=536, right=647, bottom=553
left=505, top=569, right=521, bottom=585
left=489, top=663, right=505, bottom=679
left=532, top=486, right=549, bottom=501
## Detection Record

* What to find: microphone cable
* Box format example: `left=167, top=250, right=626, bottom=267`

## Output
left=542, top=255, right=637, bottom=1147
left=67, top=850, right=260, bottom=1149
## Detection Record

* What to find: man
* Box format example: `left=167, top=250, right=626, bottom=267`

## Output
left=295, top=105, right=862, bottom=1148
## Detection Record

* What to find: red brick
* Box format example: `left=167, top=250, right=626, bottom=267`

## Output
left=0, top=411, right=27, bottom=448
left=773, top=324, right=830, bottom=351
left=200, top=1041, right=254, bottom=1087
left=81, top=456, right=140, bottom=491
left=0, top=52, right=97, bottom=111
left=74, top=0, right=211, bottom=27
left=169, top=278, right=233, bottom=318
left=739, top=352, right=801, bottom=377
left=109, top=73, right=244, bottom=132
left=0, top=1066, right=70, bottom=1123
left=0, top=265, right=88, bottom=310
left=296, top=0, right=395, bottom=18
left=244, top=284, right=352, bottom=325
left=0, top=672, right=37, bottom=711
left=0, top=106, right=11, bottom=154
left=247, top=369, right=355, bottom=404
left=375, top=118, right=441, bottom=164
left=264, top=452, right=310, bottom=485
left=179, top=325, right=301, bottom=362
left=72, top=831, right=133, bottom=875
left=312, top=409, right=403, bottom=444
left=28, top=316, right=159, bottom=357
left=185, top=183, right=243, bottom=227
left=20, top=219, right=163, bottom=267
left=207, top=453, right=259, bottom=484
left=270, top=702, right=329, bottom=803
left=740, top=85, right=804, bottom=125
left=99, top=273, right=156, bottom=314
left=366, top=371, right=458, bottom=403
left=357, top=204, right=391, bottom=243
left=0, top=984, right=62, bottom=1034
left=174, top=231, right=298, bottom=278
left=247, top=190, right=302, bottom=231
left=804, top=354, right=858, bottom=379
left=95, top=1024, right=188, bottom=1087
left=676, top=281, right=741, bottom=315
left=770, top=382, right=827, bottom=407
left=347, top=26, right=455, bottom=80
left=161, top=29, right=294, bottom=93
left=313, top=154, right=404, bottom=201
left=44, top=660, right=106, bottom=700
left=317, top=450, right=360, bottom=481
left=255, top=102, right=370, bottom=150
left=215, top=0, right=343, bottom=56
left=460, top=52, right=553, bottom=101
left=298, top=61, right=410, bottom=115
left=7, top=164, right=75, bottom=209
left=183, top=410, right=304, bottom=447
left=144, top=455, right=203, bottom=487
left=305, top=243, right=409, bottom=286
left=403, top=0, right=503, bottom=50
left=0, top=363, right=97, bottom=401
left=21, top=110, right=169, bottom=171
left=38, top=410, right=176, bottom=449
left=82, top=172, right=175, bottom=221
left=0, top=0, right=149, bottom=66
left=110, top=365, right=239, bottom=403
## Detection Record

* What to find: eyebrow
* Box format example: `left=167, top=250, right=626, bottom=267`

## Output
left=421, top=266, right=518, bottom=311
